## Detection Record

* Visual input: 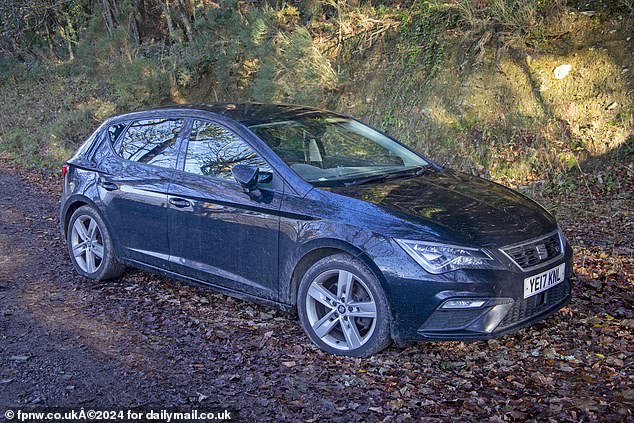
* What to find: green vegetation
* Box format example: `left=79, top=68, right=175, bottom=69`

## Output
left=0, top=0, right=632, bottom=189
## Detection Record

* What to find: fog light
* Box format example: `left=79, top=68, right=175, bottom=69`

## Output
left=441, top=299, right=486, bottom=309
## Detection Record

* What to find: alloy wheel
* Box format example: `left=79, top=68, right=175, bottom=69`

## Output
left=70, top=215, right=104, bottom=274
left=305, top=269, right=378, bottom=351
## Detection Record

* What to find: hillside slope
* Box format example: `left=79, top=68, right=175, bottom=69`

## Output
left=0, top=0, right=632, bottom=188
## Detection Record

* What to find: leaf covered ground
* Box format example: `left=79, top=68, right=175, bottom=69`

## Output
left=0, top=157, right=632, bottom=422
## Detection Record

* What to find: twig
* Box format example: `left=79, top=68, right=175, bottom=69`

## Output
left=573, top=154, right=594, bottom=199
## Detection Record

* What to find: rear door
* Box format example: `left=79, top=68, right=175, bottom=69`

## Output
left=98, top=116, right=187, bottom=268
left=167, top=118, right=282, bottom=301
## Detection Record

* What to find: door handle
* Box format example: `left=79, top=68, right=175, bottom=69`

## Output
left=99, top=181, right=119, bottom=191
left=169, top=198, right=192, bottom=208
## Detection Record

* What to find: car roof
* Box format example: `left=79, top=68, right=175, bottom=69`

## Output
left=118, top=103, right=340, bottom=127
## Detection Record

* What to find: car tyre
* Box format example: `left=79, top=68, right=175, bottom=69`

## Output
left=67, top=205, right=124, bottom=281
left=298, top=253, right=391, bottom=357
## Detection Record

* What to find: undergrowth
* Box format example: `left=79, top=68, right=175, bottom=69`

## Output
left=0, top=0, right=631, bottom=187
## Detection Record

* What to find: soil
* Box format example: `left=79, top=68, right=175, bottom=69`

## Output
left=0, top=158, right=632, bottom=422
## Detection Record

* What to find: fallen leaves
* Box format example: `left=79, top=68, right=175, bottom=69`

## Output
left=1, top=159, right=633, bottom=421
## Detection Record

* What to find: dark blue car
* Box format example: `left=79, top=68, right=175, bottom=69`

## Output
left=60, top=103, right=573, bottom=357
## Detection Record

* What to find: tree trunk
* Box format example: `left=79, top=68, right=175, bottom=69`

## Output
left=127, top=0, right=140, bottom=45
left=43, top=20, right=56, bottom=58
left=175, top=0, right=193, bottom=42
left=65, top=15, right=76, bottom=60
left=102, top=0, right=116, bottom=37
left=130, top=17, right=140, bottom=45
left=160, top=0, right=177, bottom=40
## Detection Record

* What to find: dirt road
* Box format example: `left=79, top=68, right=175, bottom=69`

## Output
left=0, top=160, right=632, bottom=422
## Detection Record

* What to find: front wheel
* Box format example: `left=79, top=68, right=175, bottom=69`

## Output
left=297, top=254, right=391, bottom=357
left=67, top=205, right=124, bottom=281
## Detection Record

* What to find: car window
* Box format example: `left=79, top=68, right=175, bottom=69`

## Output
left=114, top=118, right=184, bottom=168
left=108, top=122, right=127, bottom=144
left=184, top=120, right=271, bottom=180
left=321, top=125, right=397, bottom=164
left=249, top=116, right=428, bottom=187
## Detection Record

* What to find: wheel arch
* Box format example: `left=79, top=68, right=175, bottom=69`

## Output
left=61, top=196, right=118, bottom=253
left=288, top=239, right=389, bottom=309
left=62, top=195, right=99, bottom=235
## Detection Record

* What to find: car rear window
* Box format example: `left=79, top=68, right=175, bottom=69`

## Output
left=113, top=118, right=184, bottom=168
left=108, top=123, right=127, bottom=144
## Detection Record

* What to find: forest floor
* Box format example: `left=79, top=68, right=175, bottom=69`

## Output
left=0, top=156, right=632, bottom=422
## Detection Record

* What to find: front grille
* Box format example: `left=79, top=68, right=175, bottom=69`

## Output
left=501, top=231, right=562, bottom=270
left=498, top=281, right=570, bottom=329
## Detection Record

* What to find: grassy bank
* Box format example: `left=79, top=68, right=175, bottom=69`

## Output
left=0, top=0, right=632, bottom=190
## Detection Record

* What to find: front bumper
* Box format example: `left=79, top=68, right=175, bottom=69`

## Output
left=382, top=244, right=574, bottom=343
left=415, top=279, right=571, bottom=341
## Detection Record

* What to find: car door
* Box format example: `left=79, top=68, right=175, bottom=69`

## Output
left=98, top=116, right=187, bottom=269
left=167, top=118, right=282, bottom=301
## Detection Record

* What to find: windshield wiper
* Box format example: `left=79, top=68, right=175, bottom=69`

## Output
left=343, top=174, right=388, bottom=186
left=413, top=164, right=433, bottom=176
left=343, top=165, right=432, bottom=187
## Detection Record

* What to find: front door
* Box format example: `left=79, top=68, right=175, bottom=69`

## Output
left=167, top=119, right=282, bottom=301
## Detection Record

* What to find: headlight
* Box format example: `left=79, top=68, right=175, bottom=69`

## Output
left=395, top=239, right=503, bottom=274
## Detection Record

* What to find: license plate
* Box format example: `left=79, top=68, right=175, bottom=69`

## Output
left=524, top=263, right=565, bottom=299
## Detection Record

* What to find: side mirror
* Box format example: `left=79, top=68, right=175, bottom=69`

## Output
left=232, top=164, right=258, bottom=190
left=232, top=164, right=263, bottom=200
left=258, top=171, right=273, bottom=184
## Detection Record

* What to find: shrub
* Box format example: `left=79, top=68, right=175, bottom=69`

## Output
left=250, top=27, right=338, bottom=104
left=111, top=57, right=170, bottom=111
left=169, top=3, right=337, bottom=104
left=2, top=129, right=30, bottom=153
left=398, top=2, right=452, bottom=77
left=1, top=129, right=43, bottom=165
left=0, top=55, right=43, bottom=85
left=48, top=108, right=95, bottom=149
left=452, top=0, right=563, bottom=37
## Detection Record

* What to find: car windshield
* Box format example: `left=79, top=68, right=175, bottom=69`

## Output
left=248, top=115, right=429, bottom=187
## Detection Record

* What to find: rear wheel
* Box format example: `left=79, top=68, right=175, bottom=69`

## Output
left=67, top=206, right=124, bottom=281
left=297, top=254, right=391, bottom=357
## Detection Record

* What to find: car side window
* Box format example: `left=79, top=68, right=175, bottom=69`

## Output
left=108, top=122, right=127, bottom=144
left=184, top=120, right=271, bottom=180
left=114, top=118, right=184, bottom=168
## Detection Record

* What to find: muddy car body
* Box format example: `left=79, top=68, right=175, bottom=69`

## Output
left=60, top=103, right=573, bottom=356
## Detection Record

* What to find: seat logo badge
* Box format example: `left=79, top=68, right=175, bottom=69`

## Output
left=535, top=244, right=548, bottom=260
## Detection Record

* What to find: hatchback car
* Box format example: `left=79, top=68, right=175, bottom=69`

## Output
left=60, top=103, right=573, bottom=357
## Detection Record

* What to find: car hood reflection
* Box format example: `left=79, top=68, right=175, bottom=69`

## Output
left=325, top=169, right=556, bottom=245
